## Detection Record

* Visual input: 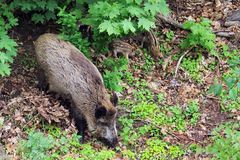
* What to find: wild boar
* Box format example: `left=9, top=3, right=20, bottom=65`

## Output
left=34, top=33, right=118, bottom=147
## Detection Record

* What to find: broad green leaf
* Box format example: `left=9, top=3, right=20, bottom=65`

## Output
left=138, top=17, right=155, bottom=31
left=0, top=51, right=15, bottom=63
left=31, top=13, right=45, bottom=24
left=224, top=77, right=236, bottom=89
left=182, top=20, right=195, bottom=30
left=98, top=20, right=115, bottom=35
left=0, top=52, right=9, bottom=63
left=45, top=11, right=56, bottom=21
left=37, top=1, right=47, bottom=9
left=0, top=63, right=11, bottom=76
left=127, top=6, right=144, bottom=17
left=108, top=3, right=121, bottom=19
left=122, top=19, right=136, bottom=34
left=19, top=2, right=33, bottom=11
left=135, top=0, right=142, bottom=5
left=46, top=0, right=58, bottom=11
left=159, top=0, right=170, bottom=16
left=209, top=84, right=222, bottom=96
left=0, top=37, right=17, bottom=51
left=237, top=82, right=240, bottom=89
left=125, top=0, right=134, bottom=3
left=144, top=3, right=161, bottom=16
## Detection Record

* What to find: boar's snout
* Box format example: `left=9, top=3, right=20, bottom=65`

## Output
left=100, top=136, right=118, bottom=148
left=96, top=122, right=118, bottom=147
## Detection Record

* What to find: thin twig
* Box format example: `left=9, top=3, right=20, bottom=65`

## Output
left=174, top=47, right=194, bottom=79
left=205, top=95, right=220, bottom=100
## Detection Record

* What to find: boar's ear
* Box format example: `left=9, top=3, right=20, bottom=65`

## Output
left=95, top=104, right=107, bottom=119
left=110, top=92, right=118, bottom=107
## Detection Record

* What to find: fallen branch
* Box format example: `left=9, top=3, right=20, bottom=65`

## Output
left=156, top=14, right=236, bottom=38
left=213, top=31, right=235, bottom=37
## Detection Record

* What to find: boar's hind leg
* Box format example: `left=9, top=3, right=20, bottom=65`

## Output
left=36, top=68, right=49, bottom=91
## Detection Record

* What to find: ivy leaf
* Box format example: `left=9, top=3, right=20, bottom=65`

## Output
left=138, top=17, right=155, bottom=31
left=122, top=19, right=136, bottom=34
left=229, top=88, right=238, bottom=100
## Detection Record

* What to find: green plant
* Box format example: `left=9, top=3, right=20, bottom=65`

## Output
left=181, top=18, right=217, bottom=56
left=142, top=50, right=155, bottom=72
left=184, top=100, right=200, bottom=125
left=57, top=7, right=90, bottom=58
left=181, top=55, right=203, bottom=82
left=122, top=149, right=136, bottom=160
left=118, top=117, right=136, bottom=144
left=18, top=131, right=55, bottom=160
left=103, top=57, right=128, bottom=91
left=78, top=143, right=115, bottom=160
left=202, top=122, right=240, bottom=160
left=166, top=106, right=186, bottom=131
left=160, top=43, right=172, bottom=55
left=165, top=30, right=174, bottom=42
left=0, top=3, right=18, bottom=76
left=10, top=0, right=62, bottom=24
left=82, top=0, right=169, bottom=36
left=209, top=47, right=239, bottom=111
left=140, top=138, right=184, bottom=160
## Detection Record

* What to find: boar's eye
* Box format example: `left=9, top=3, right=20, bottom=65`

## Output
left=95, top=105, right=107, bottom=119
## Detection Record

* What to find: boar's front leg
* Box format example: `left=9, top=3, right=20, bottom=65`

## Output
left=69, top=101, right=87, bottom=143
left=74, top=112, right=87, bottom=143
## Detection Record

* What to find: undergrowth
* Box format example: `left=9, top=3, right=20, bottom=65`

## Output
left=209, top=45, right=239, bottom=112
left=1, top=1, right=239, bottom=160
left=0, top=2, right=18, bottom=76
left=199, top=122, right=240, bottom=160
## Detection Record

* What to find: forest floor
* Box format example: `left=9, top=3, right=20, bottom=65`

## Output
left=0, top=1, right=239, bottom=160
